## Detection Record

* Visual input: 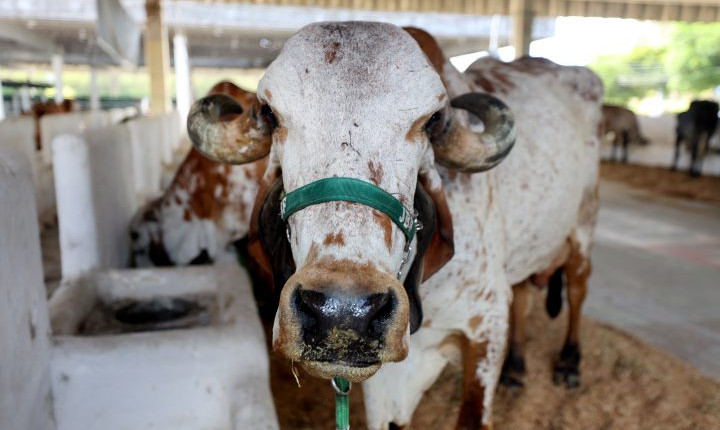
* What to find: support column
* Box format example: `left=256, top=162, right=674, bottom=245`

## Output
left=511, top=0, right=534, bottom=59
left=144, top=0, right=171, bottom=114
left=51, top=53, right=64, bottom=105
left=173, top=32, right=192, bottom=124
left=0, top=75, right=5, bottom=120
left=89, top=66, right=101, bottom=111
left=488, top=14, right=501, bottom=58
left=12, top=92, right=20, bottom=115
left=20, top=86, right=31, bottom=113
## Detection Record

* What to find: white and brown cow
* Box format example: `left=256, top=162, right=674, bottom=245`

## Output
left=129, top=81, right=266, bottom=267
left=187, top=22, right=602, bottom=430
left=601, top=104, right=648, bottom=163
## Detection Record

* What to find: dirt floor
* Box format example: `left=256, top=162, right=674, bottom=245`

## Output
left=268, top=303, right=720, bottom=430
left=600, top=162, right=720, bottom=204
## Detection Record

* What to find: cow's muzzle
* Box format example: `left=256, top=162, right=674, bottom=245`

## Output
left=273, top=261, right=409, bottom=382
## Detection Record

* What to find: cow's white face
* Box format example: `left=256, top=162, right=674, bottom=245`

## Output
left=256, top=22, right=446, bottom=380
left=186, top=22, right=515, bottom=382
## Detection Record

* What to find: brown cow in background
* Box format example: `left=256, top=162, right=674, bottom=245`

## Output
left=602, top=104, right=649, bottom=163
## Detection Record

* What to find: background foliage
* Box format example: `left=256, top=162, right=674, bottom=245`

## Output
left=589, top=22, right=720, bottom=109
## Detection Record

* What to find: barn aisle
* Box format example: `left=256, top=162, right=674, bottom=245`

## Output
left=587, top=179, right=720, bottom=380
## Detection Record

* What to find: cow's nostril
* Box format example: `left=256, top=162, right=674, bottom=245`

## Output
left=294, top=287, right=396, bottom=347
left=294, top=288, right=322, bottom=342
left=367, top=292, right=395, bottom=338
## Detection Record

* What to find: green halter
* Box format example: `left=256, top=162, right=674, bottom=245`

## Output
left=280, top=177, right=418, bottom=244
left=281, top=177, right=420, bottom=429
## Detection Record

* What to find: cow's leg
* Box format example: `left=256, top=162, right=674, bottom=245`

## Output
left=499, top=281, right=531, bottom=387
left=689, top=135, right=701, bottom=177
left=694, top=132, right=710, bottom=177
left=671, top=133, right=682, bottom=171
left=611, top=136, right=619, bottom=162
left=553, top=248, right=591, bottom=388
left=456, top=316, right=507, bottom=430
left=456, top=336, right=490, bottom=430
left=621, top=130, right=630, bottom=163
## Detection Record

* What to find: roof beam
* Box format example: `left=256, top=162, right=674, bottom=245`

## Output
left=0, top=21, right=60, bottom=54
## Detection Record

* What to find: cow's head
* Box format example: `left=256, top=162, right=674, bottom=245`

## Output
left=187, top=22, right=514, bottom=381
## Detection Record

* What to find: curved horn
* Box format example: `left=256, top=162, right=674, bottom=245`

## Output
left=432, top=93, right=516, bottom=173
left=187, top=93, right=272, bottom=164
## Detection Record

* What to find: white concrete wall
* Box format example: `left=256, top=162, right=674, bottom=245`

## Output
left=41, top=112, right=86, bottom=167
left=0, top=116, right=37, bottom=180
left=108, top=107, right=138, bottom=124
left=125, top=116, right=165, bottom=201
left=53, top=125, right=137, bottom=278
left=49, top=265, right=279, bottom=430
left=0, top=116, right=59, bottom=221
left=163, top=111, right=183, bottom=159
left=123, top=111, right=184, bottom=202
left=0, top=149, right=55, bottom=430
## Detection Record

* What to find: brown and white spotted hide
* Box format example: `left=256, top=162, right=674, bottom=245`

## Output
left=362, top=52, right=602, bottom=430
left=185, top=23, right=603, bottom=430
left=129, top=82, right=265, bottom=267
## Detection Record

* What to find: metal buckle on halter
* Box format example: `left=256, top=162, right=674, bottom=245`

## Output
left=396, top=211, right=422, bottom=279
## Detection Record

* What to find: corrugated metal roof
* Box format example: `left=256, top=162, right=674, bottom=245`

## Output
left=177, top=0, right=720, bottom=22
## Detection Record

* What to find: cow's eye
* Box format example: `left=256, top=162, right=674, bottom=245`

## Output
left=423, top=111, right=444, bottom=140
left=260, top=104, right=278, bottom=132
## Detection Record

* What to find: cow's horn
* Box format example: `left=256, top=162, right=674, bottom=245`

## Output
left=432, top=93, right=516, bottom=173
left=187, top=93, right=272, bottom=164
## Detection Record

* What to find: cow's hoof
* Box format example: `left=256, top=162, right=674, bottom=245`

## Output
left=553, top=367, right=580, bottom=388
left=499, top=372, right=524, bottom=388
left=500, top=348, right=526, bottom=388
left=553, top=342, right=581, bottom=388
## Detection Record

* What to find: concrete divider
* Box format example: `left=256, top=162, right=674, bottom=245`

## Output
left=162, top=111, right=182, bottom=163
left=125, top=116, right=165, bottom=202
left=53, top=125, right=137, bottom=278
left=49, top=264, right=279, bottom=430
left=108, top=107, right=137, bottom=124
left=40, top=112, right=87, bottom=166
left=0, top=116, right=57, bottom=221
left=0, top=149, right=55, bottom=430
left=0, top=116, right=37, bottom=183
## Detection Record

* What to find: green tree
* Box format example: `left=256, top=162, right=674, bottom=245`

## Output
left=666, top=23, right=720, bottom=94
left=590, top=46, right=666, bottom=106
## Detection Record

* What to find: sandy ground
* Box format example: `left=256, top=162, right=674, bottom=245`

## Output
left=600, top=162, right=720, bottom=204
left=267, top=165, right=720, bottom=429
left=268, top=303, right=720, bottom=430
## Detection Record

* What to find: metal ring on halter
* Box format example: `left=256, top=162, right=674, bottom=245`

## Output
left=331, top=378, right=351, bottom=395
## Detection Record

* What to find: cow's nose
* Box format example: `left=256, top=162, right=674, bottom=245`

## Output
left=294, top=287, right=395, bottom=345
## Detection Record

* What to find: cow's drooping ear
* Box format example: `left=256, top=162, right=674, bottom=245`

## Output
left=402, top=183, right=437, bottom=333
left=248, top=176, right=295, bottom=299
left=187, top=91, right=273, bottom=165
left=418, top=175, right=454, bottom=282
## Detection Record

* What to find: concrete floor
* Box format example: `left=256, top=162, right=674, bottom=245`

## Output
left=586, top=180, right=720, bottom=380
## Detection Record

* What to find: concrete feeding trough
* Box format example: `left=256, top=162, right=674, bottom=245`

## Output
left=48, top=264, right=279, bottom=430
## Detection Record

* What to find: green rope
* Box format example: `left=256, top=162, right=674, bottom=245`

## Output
left=332, top=377, right=351, bottom=430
